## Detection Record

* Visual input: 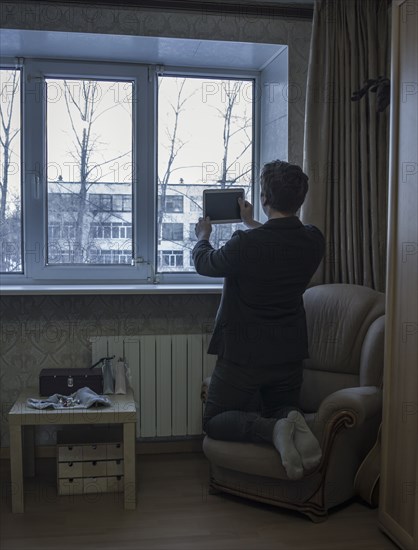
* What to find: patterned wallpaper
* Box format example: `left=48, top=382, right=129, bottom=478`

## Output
left=0, top=2, right=312, bottom=446
left=0, top=293, right=220, bottom=446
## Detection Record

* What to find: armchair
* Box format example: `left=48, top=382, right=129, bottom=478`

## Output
left=201, top=283, right=385, bottom=522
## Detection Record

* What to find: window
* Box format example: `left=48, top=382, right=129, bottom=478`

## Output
left=90, top=222, right=132, bottom=239
left=90, top=194, right=132, bottom=212
left=46, top=76, right=134, bottom=266
left=48, top=223, right=60, bottom=240
left=62, top=222, right=76, bottom=240
left=157, top=76, right=253, bottom=273
left=159, top=250, right=183, bottom=269
left=95, top=249, right=131, bottom=264
left=158, top=195, right=183, bottom=213
left=162, top=223, right=183, bottom=241
left=1, top=58, right=265, bottom=285
left=0, top=30, right=293, bottom=287
left=90, top=194, right=113, bottom=212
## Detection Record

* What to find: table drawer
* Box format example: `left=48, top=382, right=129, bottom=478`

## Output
left=106, top=442, right=123, bottom=459
left=58, top=461, right=83, bottom=478
left=83, top=461, right=107, bottom=477
left=83, top=477, right=108, bottom=494
left=58, top=445, right=83, bottom=462
left=107, top=459, right=124, bottom=476
left=82, top=444, right=107, bottom=461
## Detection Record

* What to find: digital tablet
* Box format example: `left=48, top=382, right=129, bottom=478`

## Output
left=203, top=188, right=245, bottom=224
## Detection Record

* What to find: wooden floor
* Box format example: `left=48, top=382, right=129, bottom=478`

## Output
left=0, top=453, right=397, bottom=550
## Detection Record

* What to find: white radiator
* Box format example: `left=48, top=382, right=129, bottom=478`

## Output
left=90, top=334, right=216, bottom=438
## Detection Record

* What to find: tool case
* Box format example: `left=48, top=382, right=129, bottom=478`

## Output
left=39, top=368, right=104, bottom=396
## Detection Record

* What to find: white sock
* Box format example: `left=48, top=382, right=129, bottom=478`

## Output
left=272, top=418, right=304, bottom=480
left=287, top=410, right=322, bottom=471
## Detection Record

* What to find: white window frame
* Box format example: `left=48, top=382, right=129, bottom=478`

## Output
left=154, top=67, right=260, bottom=285
left=0, top=62, right=24, bottom=276
left=0, top=59, right=261, bottom=286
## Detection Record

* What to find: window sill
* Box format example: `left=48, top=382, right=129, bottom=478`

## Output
left=0, top=284, right=223, bottom=296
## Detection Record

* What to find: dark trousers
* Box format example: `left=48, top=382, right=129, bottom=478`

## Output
left=203, top=357, right=304, bottom=444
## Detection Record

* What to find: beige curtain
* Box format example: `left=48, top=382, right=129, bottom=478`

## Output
left=302, top=0, right=389, bottom=292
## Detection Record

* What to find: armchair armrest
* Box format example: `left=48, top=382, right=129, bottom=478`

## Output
left=309, top=386, right=383, bottom=442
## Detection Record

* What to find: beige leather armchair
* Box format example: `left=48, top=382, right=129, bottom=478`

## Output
left=201, top=283, right=385, bottom=522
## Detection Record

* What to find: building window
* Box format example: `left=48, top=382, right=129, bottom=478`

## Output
left=48, top=223, right=61, bottom=240
left=158, top=195, right=184, bottom=213
left=122, top=195, right=132, bottom=212
left=62, top=222, right=76, bottom=240
left=162, top=223, right=184, bottom=241
left=91, top=194, right=132, bottom=212
left=90, top=222, right=132, bottom=240
left=159, top=250, right=183, bottom=269
left=95, top=249, right=131, bottom=264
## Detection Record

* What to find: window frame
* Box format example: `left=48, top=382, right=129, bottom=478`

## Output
left=0, top=58, right=261, bottom=286
left=155, top=67, right=260, bottom=284
left=0, top=62, right=24, bottom=275
left=21, top=58, right=150, bottom=282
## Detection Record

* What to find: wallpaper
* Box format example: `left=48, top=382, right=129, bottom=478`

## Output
left=0, top=2, right=312, bottom=447
left=0, top=293, right=220, bottom=446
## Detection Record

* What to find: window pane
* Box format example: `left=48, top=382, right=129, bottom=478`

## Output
left=157, top=76, right=253, bottom=273
left=162, top=222, right=183, bottom=241
left=46, top=78, right=134, bottom=265
left=0, top=69, right=22, bottom=273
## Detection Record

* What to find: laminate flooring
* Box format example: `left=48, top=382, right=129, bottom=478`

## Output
left=0, top=453, right=397, bottom=550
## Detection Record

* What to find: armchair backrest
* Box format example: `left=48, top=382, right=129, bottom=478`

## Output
left=299, top=284, right=385, bottom=413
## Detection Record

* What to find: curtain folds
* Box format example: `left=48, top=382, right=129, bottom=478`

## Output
left=302, top=0, right=390, bottom=291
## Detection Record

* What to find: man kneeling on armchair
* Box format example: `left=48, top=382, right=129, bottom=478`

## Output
left=193, top=160, right=325, bottom=480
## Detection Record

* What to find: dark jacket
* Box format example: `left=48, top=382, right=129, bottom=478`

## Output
left=192, top=216, right=325, bottom=366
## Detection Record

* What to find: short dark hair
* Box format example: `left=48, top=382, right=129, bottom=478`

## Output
left=260, top=160, right=309, bottom=213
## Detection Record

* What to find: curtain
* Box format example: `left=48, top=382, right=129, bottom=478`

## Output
left=302, top=0, right=390, bottom=292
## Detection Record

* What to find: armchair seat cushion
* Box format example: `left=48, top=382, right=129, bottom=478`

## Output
left=203, top=411, right=317, bottom=480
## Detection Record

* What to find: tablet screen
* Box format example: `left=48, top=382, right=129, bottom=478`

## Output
left=203, top=188, right=244, bottom=223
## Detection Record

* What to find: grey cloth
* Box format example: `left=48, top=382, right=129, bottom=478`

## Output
left=27, top=386, right=111, bottom=409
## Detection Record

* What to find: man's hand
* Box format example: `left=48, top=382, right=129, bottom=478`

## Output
left=238, top=197, right=262, bottom=229
left=195, top=216, right=212, bottom=241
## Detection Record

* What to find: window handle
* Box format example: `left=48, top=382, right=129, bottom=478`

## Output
left=33, top=174, right=40, bottom=199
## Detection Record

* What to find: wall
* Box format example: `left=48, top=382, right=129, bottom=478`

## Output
left=0, top=2, right=312, bottom=447
left=0, top=1, right=312, bottom=166
left=0, top=293, right=220, bottom=446
left=379, top=1, right=418, bottom=548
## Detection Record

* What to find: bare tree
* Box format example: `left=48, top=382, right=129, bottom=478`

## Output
left=157, top=78, right=200, bottom=243
left=217, top=81, right=252, bottom=189
left=211, top=80, right=252, bottom=249
left=53, top=79, right=131, bottom=263
left=0, top=70, right=21, bottom=272
left=158, top=77, right=253, bottom=270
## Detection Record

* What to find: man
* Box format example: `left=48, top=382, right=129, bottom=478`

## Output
left=193, top=160, right=325, bottom=480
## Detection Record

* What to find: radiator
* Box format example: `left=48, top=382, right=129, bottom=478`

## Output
left=90, top=334, right=216, bottom=438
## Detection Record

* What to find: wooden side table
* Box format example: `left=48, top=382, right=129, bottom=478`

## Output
left=8, top=388, right=137, bottom=513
